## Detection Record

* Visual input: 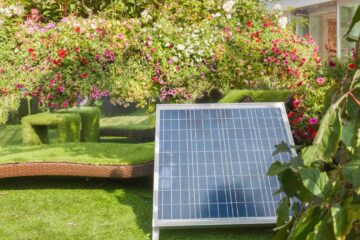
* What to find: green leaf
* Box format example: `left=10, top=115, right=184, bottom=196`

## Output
left=343, top=160, right=360, bottom=190
left=343, top=198, right=360, bottom=236
left=306, top=220, right=336, bottom=240
left=278, top=169, right=302, bottom=197
left=274, top=197, right=292, bottom=240
left=341, top=120, right=357, bottom=148
left=290, top=206, right=322, bottom=239
left=273, top=141, right=292, bottom=156
left=302, top=108, right=342, bottom=166
left=267, top=161, right=289, bottom=176
left=343, top=6, right=360, bottom=39
left=299, top=168, right=329, bottom=198
left=277, top=197, right=290, bottom=226
left=290, top=156, right=304, bottom=169
left=331, top=204, right=347, bottom=239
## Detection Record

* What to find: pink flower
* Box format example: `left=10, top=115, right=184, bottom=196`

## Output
left=293, top=100, right=300, bottom=108
left=309, top=118, right=318, bottom=125
left=117, top=33, right=124, bottom=39
left=316, top=77, right=325, bottom=85
left=62, top=102, right=69, bottom=108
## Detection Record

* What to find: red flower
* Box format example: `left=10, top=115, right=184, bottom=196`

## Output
left=28, top=48, right=35, bottom=53
left=348, top=63, right=356, bottom=70
left=81, top=58, right=88, bottom=66
left=287, top=111, right=295, bottom=118
left=57, top=49, right=67, bottom=58
left=311, top=131, right=317, bottom=139
left=75, top=47, right=81, bottom=53
left=52, top=58, right=62, bottom=66
left=292, top=117, right=301, bottom=125
left=81, top=72, right=88, bottom=79
left=75, top=27, right=81, bottom=33
left=246, top=21, right=252, bottom=27
left=263, top=22, right=271, bottom=28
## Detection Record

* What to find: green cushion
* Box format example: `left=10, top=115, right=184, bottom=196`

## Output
left=0, top=142, right=154, bottom=165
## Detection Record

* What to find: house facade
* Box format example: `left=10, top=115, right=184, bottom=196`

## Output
left=267, top=0, right=360, bottom=58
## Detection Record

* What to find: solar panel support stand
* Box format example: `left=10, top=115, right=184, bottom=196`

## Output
left=152, top=227, right=159, bottom=240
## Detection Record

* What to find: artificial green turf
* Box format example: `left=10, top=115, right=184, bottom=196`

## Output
left=0, top=125, right=23, bottom=146
left=0, top=141, right=154, bottom=165
left=219, top=90, right=290, bottom=103
left=0, top=177, right=274, bottom=240
left=0, top=124, right=154, bottom=165
left=100, top=114, right=155, bottom=131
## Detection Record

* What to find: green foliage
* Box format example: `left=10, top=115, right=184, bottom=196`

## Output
left=219, top=90, right=290, bottom=103
left=268, top=70, right=360, bottom=239
left=21, top=112, right=81, bottom=145
left=65, top=107, right=100, bottom=142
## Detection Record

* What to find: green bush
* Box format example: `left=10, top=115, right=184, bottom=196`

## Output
left=65, top=107, right=100, bottom=142
left=219, top=90, right=290, bottom=103
left=22, top=112, right=81, bottom=145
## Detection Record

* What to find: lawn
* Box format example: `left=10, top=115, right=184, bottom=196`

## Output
left=0, top=177, right=274, bottom=240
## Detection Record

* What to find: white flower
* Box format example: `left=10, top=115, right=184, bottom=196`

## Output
left=222, top=1, right=235, bottom=13
left=273, top=4, right=282, bottom=12
left=177, top=44, right=185, bottom=51
left=215, top=12, right=221, bottom=17
left=226, top=14, right=232, bottom=19
left=141, top=9, right=152, bottom=22
left=278, top=16, right=288, bottom=29
left=172, top=56, right=179, bottom=62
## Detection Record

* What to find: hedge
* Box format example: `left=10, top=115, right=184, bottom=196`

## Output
left=219, top=90, right=290, bottom=103
left=22, top=112, right=81, bottom=145
left=65, top=107, right=100, bottom=142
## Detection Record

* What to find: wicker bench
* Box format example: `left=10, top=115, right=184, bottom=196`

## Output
left=0, top=161, right=154, bottom=179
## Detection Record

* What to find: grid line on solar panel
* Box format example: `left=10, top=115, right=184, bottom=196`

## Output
left=155, top=106, right=292, bottom=222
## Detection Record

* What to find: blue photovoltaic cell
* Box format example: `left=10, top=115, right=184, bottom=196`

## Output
left=156, top=106, right=293, bottom=221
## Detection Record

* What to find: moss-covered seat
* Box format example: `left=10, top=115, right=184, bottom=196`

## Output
left=22, top=112, right=81, bottom=145
left=100, top=114, right=155, bottom=141
left=64, top=107, right=100, bottom=142
left=219, top=90, right=290, bottom=103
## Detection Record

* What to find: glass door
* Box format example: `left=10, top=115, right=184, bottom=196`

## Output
left=310, top=12, right=337, bottom=59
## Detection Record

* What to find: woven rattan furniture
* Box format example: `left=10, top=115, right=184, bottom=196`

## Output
left=0, top=161, right=154, bottom=179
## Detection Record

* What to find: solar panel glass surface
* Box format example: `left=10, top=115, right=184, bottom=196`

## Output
left=153, top=103, right=294, bottom=227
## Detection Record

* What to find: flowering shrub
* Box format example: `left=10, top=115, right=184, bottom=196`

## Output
left=0, top=0, right=346, bottom=144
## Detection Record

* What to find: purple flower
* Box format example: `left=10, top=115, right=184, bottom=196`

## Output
left=60, top=17, right=68, bottom=22
left=103, top=49, right=115, bottom=62
left=45, top=22, right=56, bottom=29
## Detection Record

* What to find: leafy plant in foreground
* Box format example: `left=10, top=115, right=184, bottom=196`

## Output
left=268, top=7, right=360, bottom=239
left=268, top=70, right=359, bottom=239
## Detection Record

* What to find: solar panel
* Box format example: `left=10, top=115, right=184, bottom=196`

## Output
left=152, top=103, right=295, bottom=240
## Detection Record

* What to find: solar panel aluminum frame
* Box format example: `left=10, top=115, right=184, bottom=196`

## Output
left=152, top=102, right=296, bottom=231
